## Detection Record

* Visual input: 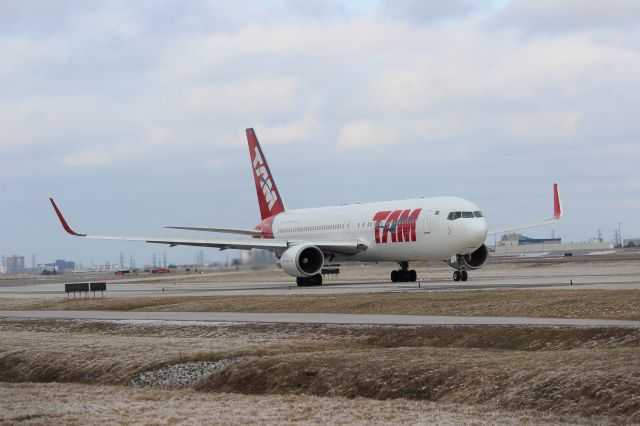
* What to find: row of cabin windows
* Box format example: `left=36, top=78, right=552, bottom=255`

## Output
left=447, top=210, right=483, bottom=220
left=280, top=224, right=344, bottom=233
left=280, top=217, right=420, bottom=234
left=357, top=217, right=417, bottom=228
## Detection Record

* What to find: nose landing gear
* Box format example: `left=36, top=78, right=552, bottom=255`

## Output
left=391, top=262, right=417, bottom=282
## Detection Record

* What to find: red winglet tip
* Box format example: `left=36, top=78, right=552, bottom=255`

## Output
left=49, top=198, right=85, bottom=236
left=553, top=183, right=562, bottom=219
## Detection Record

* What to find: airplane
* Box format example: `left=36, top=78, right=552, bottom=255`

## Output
left=50, top=128, right=563, bottom=286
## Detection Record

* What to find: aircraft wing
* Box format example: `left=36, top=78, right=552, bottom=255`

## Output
left=50, top=198, right=367, bottom=255
left=286, top=240, right=368, bottom=255
left=487, top=183, right=563, bottom=235
left=165, top=226, right=263, bottom=237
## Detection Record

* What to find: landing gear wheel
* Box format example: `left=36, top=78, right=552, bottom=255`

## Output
left=391, top=262, right=415, bottom=283
left=312, top=274, right=323, bottom=286
left=392, top=269, right=414, bottom=282
left=296, top=274, right=323, bottom=287
left=461, top=271, right=468, bottom=282
left=453, top=271, right=461, bottom=282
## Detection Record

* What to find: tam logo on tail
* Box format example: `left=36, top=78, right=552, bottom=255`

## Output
left=252, top=147, right=278, bottom=210
left=246, top=128, right=286, bottom=220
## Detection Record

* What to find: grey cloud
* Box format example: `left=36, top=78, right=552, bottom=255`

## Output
left=381, top=0, right=484, bottom=23
left=496, top=0, right=640, bottom=33
left=1, top=1, right=639, bottom=265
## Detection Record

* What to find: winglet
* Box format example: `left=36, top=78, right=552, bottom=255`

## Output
left=553, top=183, right=562, bottom=219
left=49, top=198, right=86, bottom=236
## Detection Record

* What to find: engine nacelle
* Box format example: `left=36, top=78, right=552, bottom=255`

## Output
left=279, top=244, right=324, bottom=277
left=448, top=244, right=489, bottom=270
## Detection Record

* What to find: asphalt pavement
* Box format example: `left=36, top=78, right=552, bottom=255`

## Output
left=2, top=310, right=639, bottom=327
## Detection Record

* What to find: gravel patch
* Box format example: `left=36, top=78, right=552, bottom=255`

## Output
left=131, top=358, right=245, bottom=389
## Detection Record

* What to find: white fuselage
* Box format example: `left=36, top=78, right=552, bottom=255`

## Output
left=269, top=196, right=488, bottom=263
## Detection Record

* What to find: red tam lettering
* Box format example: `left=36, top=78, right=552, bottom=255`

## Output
left=409, top=208, right=422, bottom=241
left=385, top=210, right=402, bottom=243
left=372, top=211, right=391, bottom=244
left=395, top=209, right=412, bottom=242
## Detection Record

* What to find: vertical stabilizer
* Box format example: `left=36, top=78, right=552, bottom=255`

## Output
left=246, top=128, right=286, bottom=220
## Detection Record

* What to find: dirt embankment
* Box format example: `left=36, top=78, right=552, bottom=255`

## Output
left=1, top=319, right=638, bottom=423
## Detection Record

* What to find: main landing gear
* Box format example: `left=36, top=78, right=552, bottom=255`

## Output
left=296, top=274, right=323, bottom=287
left=453, top=270, right=468, bottom=282
left=391, top=261, right=417, bottom=282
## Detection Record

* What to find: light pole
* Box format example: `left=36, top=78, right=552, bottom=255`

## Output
left=618, top=222, right=622, bottom=248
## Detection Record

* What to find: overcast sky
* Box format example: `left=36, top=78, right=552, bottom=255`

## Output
left=1, top=0, right=639, bottom=268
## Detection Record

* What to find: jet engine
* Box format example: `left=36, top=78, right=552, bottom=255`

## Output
left=279, top=244, right=324, bottom=277
left=448, top=243, right=489, bottom=270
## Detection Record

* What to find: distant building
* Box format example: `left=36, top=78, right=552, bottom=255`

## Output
left=624, top=238, right=640, bottom=248
left=500, top=233, right=561, bottom=246
left=240, top=249, right=277, bottom=267
left=494, top=233, right=614, bottom=255
left=6, top=255, right=25, bottom=274
left=54, top=259, right=76, bottom=272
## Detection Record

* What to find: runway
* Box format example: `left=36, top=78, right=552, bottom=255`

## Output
left=1, top=273, right=639, bottom=298
left=2, top=309, right=640, bottom=327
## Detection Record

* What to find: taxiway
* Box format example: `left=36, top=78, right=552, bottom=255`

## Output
left=2, top=309, right=639, bottom=327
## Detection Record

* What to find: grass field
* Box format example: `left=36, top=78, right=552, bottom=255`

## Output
left=1, top=318, right=638, bottom=424
left=2, top=255, right=639, bottom=424
left=2, top=289, right=639, bottom=320
left=1, top=382, right=595, bottom=425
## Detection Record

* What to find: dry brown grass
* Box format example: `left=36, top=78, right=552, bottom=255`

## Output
left=0, top=382, right=594, bottom=425
left=2, top=289, right=640, bottom=320
left=0, top=318, right=639, bottom=423
left=198, top=347, right=640, bottom=420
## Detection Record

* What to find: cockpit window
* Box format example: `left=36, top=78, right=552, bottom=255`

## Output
left=448, top=210, right=482, bottom=220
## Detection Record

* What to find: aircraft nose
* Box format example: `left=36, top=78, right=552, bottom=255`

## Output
left=466, top=219, right=488, bottom=246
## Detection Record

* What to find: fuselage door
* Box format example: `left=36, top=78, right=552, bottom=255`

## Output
left=423, top=210, right=434, bottom=234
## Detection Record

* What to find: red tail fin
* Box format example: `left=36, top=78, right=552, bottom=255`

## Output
left=553, top=183, right=562, bottom=219
left=246, top=128, right=285, bottom=220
